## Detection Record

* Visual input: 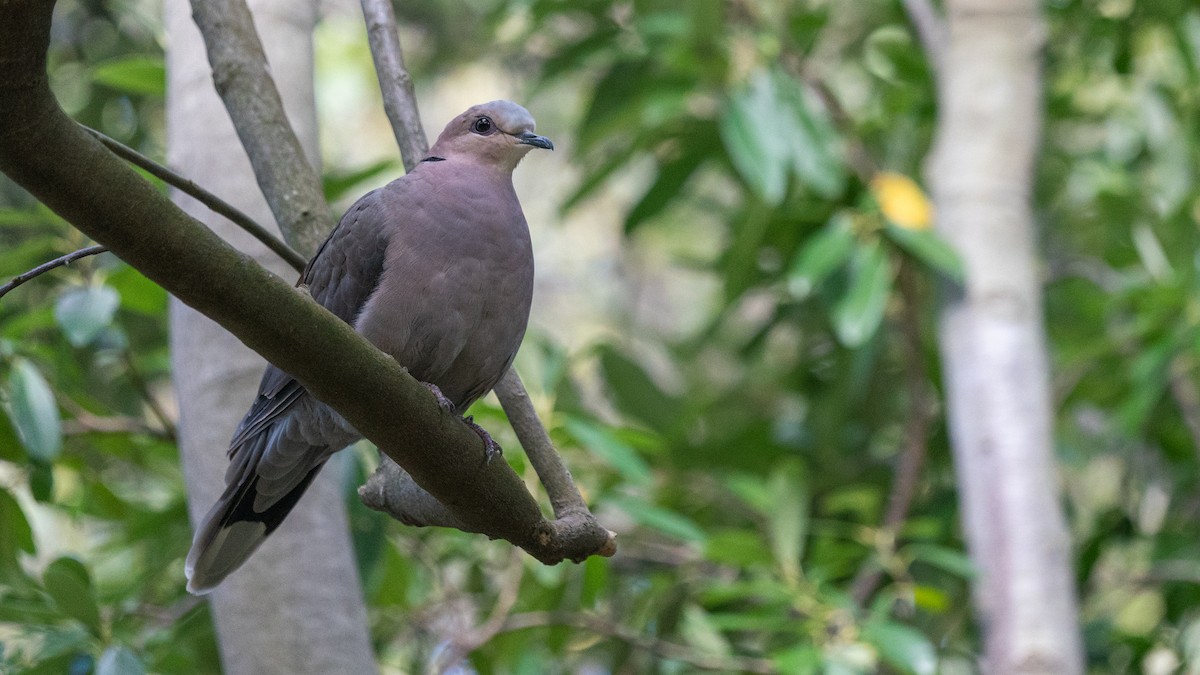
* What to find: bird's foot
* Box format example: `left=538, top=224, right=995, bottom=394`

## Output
left=463, top=415, right=502, bottom=463
left=421, top=382, right=456, bottom=413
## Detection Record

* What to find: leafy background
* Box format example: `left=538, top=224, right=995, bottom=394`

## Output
left=2, top=0, right=1199, bottom=673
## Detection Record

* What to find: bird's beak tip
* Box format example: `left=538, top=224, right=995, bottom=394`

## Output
left=518, top=132, right=554, bottom=151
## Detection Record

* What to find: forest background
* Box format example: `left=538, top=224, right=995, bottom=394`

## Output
left=0, top=0, right=1197, bottom=673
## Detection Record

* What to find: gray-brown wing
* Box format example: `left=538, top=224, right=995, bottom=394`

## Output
left=227, top=189, right=391, bottom=457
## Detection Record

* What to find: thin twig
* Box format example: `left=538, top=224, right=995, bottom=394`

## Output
left=0, top=245, right=108, bottom=300
left=359, top=0, right=428, bottom=172
left=435, top=548, right=526, bottom=673
left=120, top=349, right=178, bottom=441
left=495, top=370, right=591, bottom=518
left=83, top=126, right=306, bottom=272
left=495, top=611, right=778, bottom=674
left=900, top=0, right=947, bottom=78
left=851, top=263, right=936, bottom=604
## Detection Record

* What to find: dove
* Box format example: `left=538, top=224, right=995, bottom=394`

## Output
left=185, top=100, right=553, bottom=594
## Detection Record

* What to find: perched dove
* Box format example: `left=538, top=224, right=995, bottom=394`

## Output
left=185, top=100, right=553, bottom=594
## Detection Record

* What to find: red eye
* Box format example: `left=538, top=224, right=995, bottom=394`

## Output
left=471, top=117, right=494, bottom=134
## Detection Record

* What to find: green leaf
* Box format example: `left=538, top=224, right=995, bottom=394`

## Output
left=323, top=158, right=400, bottom=203
left=624, top=149, right=707, bottom=233
left=91, top=55, right=165, bottom=96
left=597, top=345, right=683, bottom=433
left=55, top=285, right=120, bottom=347
left=29, top=463, right=54, bottom=502
left=905, top=543, right=977, bottom=579
left=705, top=529, right=773, bottom=567
left=885, top=224, right=964, bottom=282
left=788, top=212, right=857, bottom=297
left=720, top=71, right=790, bottom=205
left=680, top=605, right=731, bottom=656
left=0, top=406, right=23, bottom=463
left=106, top=265, right=166, bottom=316
left=0, top=488, right=35, bottom=576
left=767, top=460, right=808, bottom=584
left=43, top=557, right=102, bottom=637
left=862, top=621, right=938, bottom=675
left=775, top=73, right=845, bottom=199
left=563, top=416, right=652, bottom=485
left=832, top=241, right=894, bottom=347
left=773, top=644, right=822, bottom=675
left=96, top=646, right=146, bottom=675
left=609, top=494, right=706, bottom=543
left=7, top=358, right=62, bottom=463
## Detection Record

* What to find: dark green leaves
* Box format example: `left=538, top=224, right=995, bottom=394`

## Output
left=43, top=557, right=102, bottom=637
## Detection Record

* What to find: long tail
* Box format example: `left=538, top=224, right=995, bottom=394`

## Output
left=184, top=425, right=328, bottom=594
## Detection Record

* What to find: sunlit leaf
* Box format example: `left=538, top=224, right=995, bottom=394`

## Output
left=608, top=494, right=706, bottom=542
left=55, top=284, right=120, bottom=347
left=680, top=605, right=731, bottom=655
left=720, top=71, right=791, bottom=205
left=96, top=645, right=146, bottom=675
left=43, top=557, right=102, bottom=637
left=564, top=416, right=652, bottom=485
left=885, top=225, right=963, bottom=282
left=832, top=241, right=894, bottom=346
left=905, top=543, right=977, bottom=579
left=767, top=460, right=808, bottom=584
left=862, top=621, right=938, bottom=675
left=7, top=358, right=62, bottom=463
left=776, top=73, right=845, bottom=199
left=91, top=55, right=165, bottom=96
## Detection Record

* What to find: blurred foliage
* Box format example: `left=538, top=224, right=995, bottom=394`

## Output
left=2, top=0, right=1200, bottom=673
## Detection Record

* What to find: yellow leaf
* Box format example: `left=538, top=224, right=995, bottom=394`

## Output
left=871, top=172, right=933, bottom=230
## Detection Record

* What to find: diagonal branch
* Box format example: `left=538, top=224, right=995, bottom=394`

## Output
left=0, top=244, right=108, bottom=300
left=0, top=0, right=611, bottom=567
left=83, top=125, right=306, bottom=272
left=900, top=0, right=947, bottom=78
left=360, top=0, right=427, bottom=173
left=188, top=0, right=331, bottom=256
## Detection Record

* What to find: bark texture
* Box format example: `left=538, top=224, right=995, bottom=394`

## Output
left=927, top=0, right=1083, bottom=672
left=165, top=0, right=377, bottom=672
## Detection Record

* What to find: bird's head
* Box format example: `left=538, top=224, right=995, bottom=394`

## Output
left=428, top=100, right=554, bottom=171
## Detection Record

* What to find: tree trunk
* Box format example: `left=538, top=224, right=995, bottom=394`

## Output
left=165, top=0, right=377, bottom=672
left=928, top=1, right=1083, bottom=672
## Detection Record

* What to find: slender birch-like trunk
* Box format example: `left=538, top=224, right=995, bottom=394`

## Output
left=928, top=1, right=1083, bottom=672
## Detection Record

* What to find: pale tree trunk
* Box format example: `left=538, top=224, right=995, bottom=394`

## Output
left=928, top=0, right=1083, bottom=672
left=165, top=0, right=377, bottom=672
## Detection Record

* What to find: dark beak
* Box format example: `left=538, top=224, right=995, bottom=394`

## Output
left=518, top=131, right=554, bottom=150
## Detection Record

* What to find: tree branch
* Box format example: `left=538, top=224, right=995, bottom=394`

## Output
left=188, top=0, right=331, bottom=256
left=900, top=0, right=947, bottom=78
left=83, top=125, right=306, bottom=272
left=0, top=244, right=108, bottom=300
left=0, top=0, right=611, bottom=567
left=359, top=0, right=427, bottom=172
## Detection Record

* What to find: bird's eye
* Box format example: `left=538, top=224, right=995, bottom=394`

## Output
left=471, top=117, right=495, bottom=135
